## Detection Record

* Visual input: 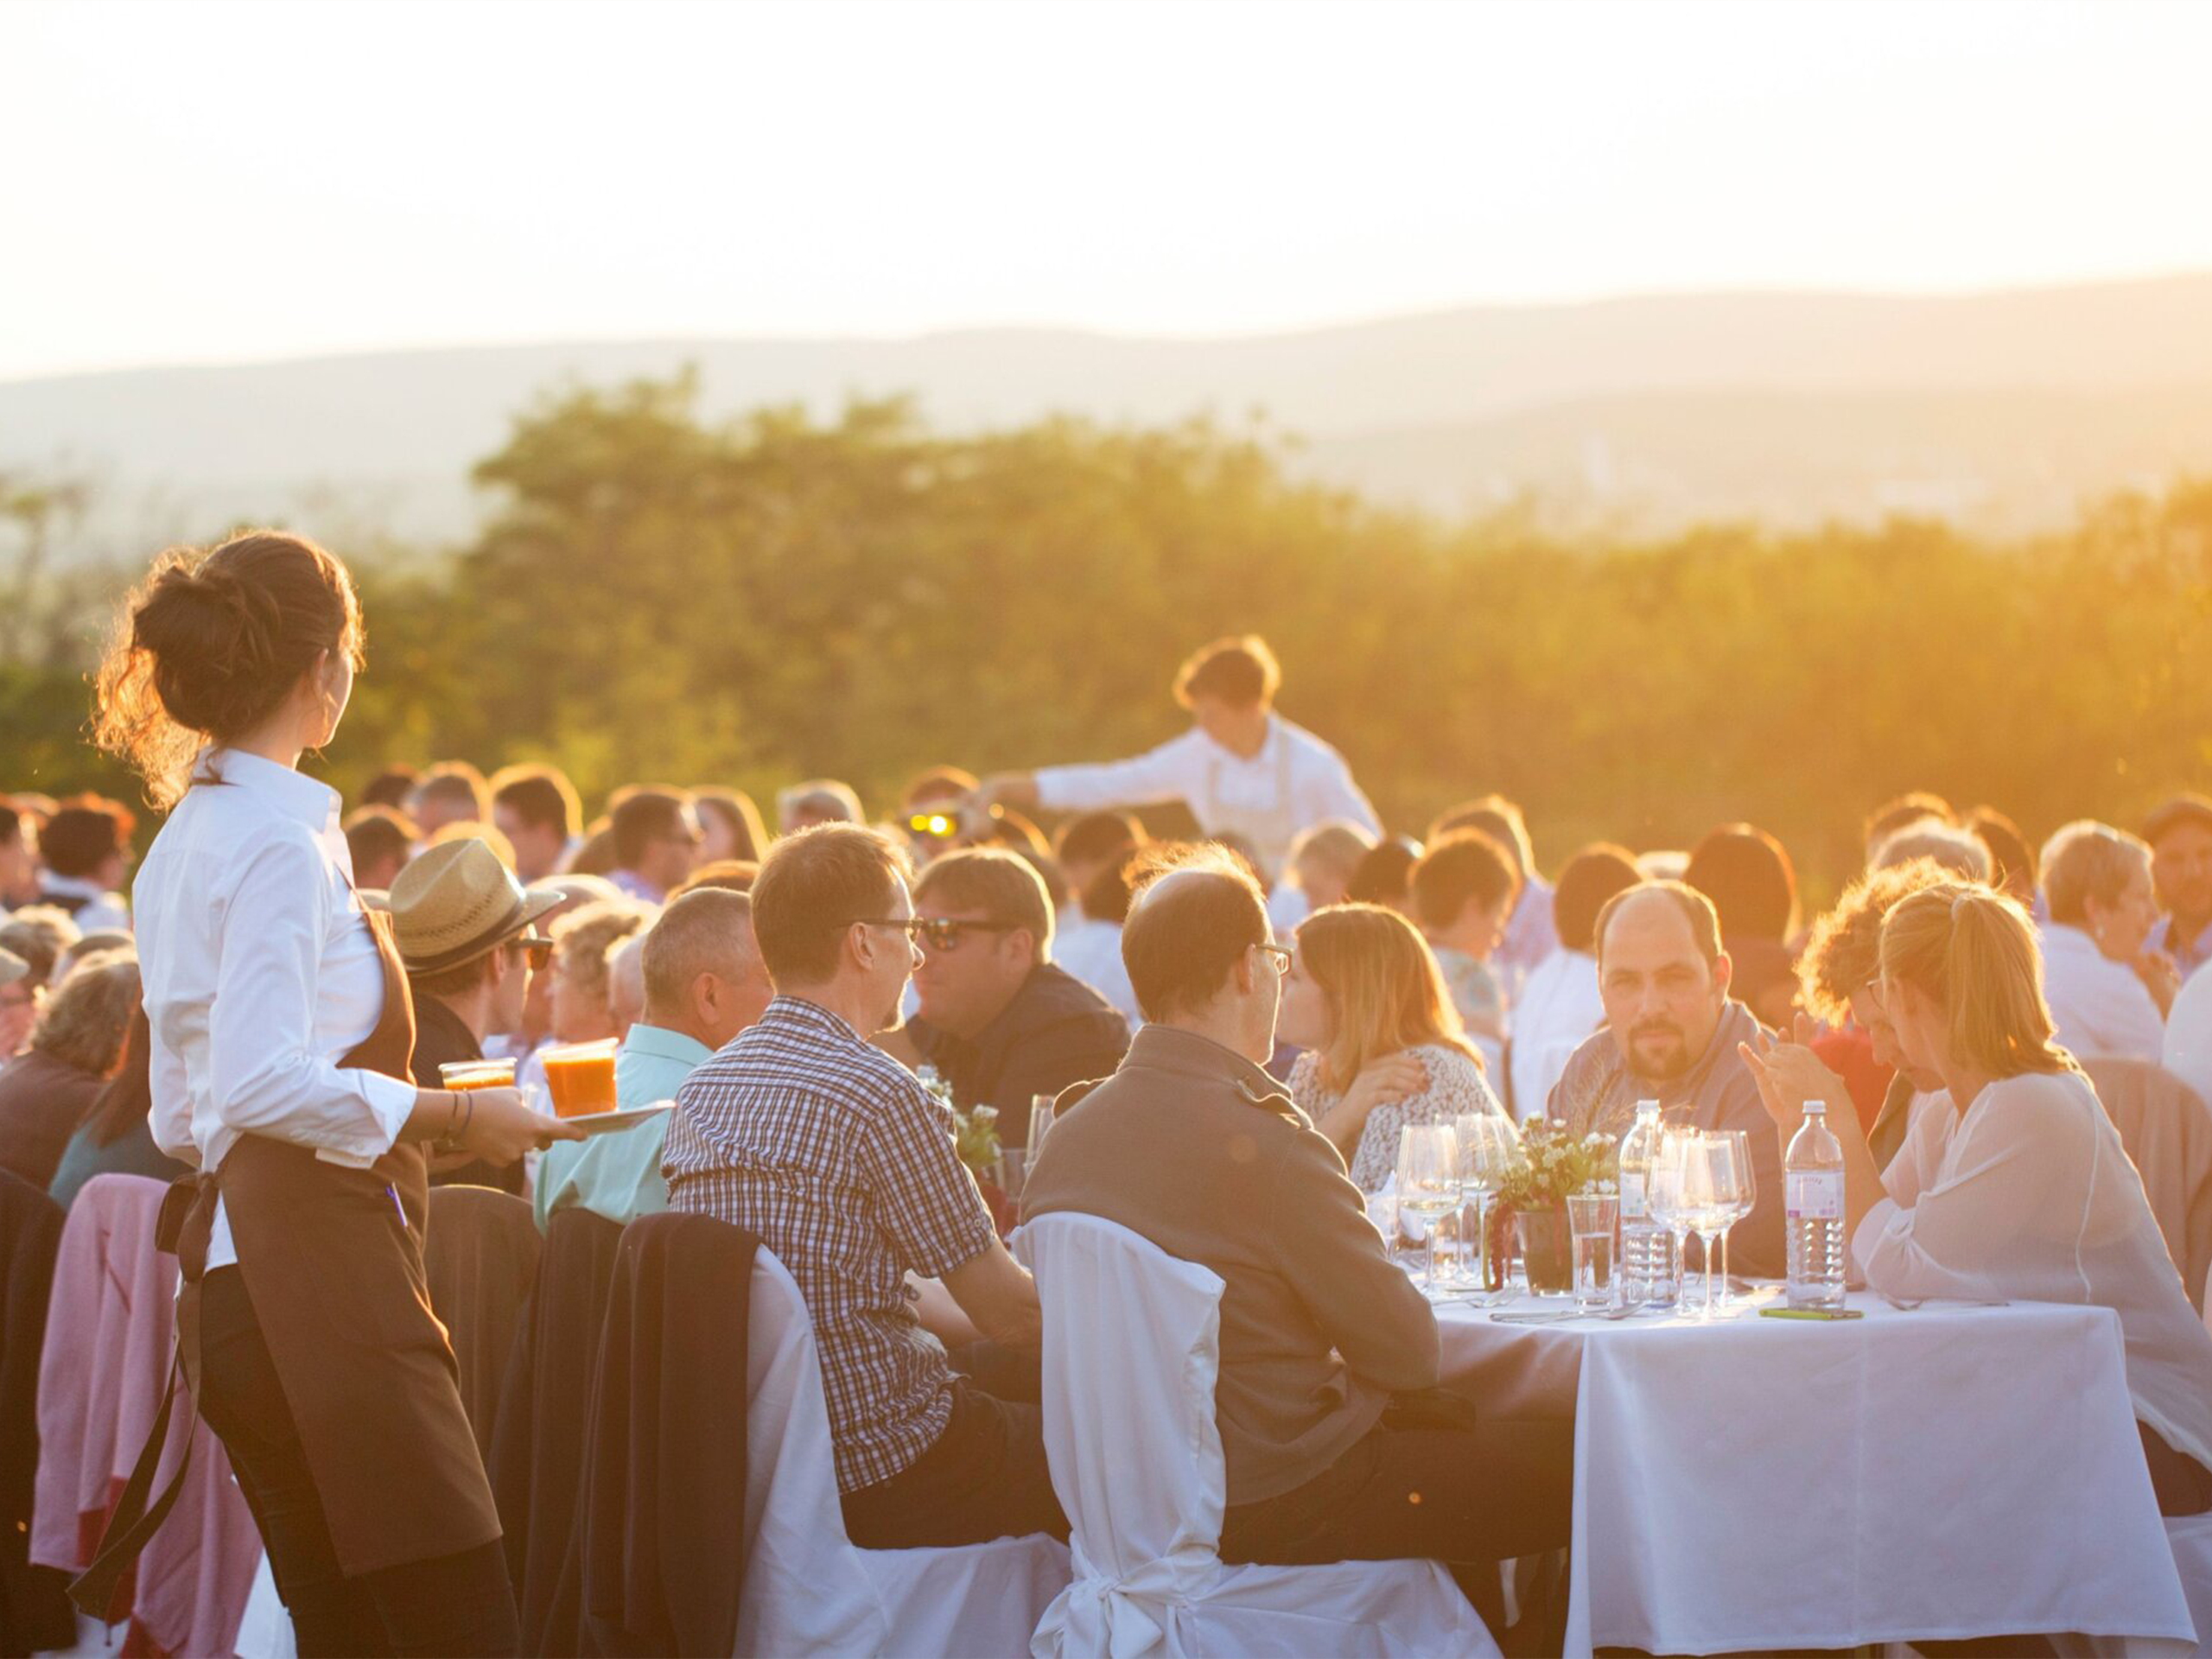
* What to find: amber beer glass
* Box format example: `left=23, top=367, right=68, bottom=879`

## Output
left=540, top=1039, right=619, bottom=1117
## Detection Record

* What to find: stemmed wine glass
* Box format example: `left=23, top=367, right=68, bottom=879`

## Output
left=1454, top=1112, right=1520, bottom=1304
left=1684, top=1135, right=1737, bottom=1319
left=1712, top=1130, right=1758, bottom=1310
left=1649, top=1129, right=1699, bottom=1318
left=1396, top=1123, right=1464, bottom=1291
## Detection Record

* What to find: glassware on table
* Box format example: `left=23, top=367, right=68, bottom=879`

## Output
left=1395, top=1123, right=1464, bottom=1290
left=1712, top=1129, right=1758, bottom=1308
left=1454, top=1112, right=1520, bottom=1303
left=995, top=1145, right=1030, bottom=1202
left=541, top=1038, right=619, bottom=1117
left=1565, top=1190, right=1618, bottom=1313
left=1028, top=1094, right=1058, bottom=1154
left=1681, top=1134, right=1738, bottom=1319
left=1648, top=1129, right=1700, bottom=1316
left=1618, top=1099, right=1676, bottom=1307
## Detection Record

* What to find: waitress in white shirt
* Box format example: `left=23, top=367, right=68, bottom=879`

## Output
left=85, top=531, right=579, bottom=1656
left=980, top=634, right=1379, bottom=884
left=1745, top=881, right=2212, bottom=1516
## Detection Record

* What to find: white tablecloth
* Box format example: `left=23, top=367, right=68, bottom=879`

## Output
left=1437, top=1288, right=2198, bottom=1656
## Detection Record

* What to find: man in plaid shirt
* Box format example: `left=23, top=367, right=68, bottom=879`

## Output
left=663, top=823, right=1065, bottom=1548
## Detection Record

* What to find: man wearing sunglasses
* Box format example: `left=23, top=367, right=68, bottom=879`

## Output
left=392, top=837, right=565, bottom=1194
left=900, top=850, right=1130, bottom=1147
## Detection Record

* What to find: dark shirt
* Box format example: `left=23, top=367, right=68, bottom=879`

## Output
left=1021, top=1025, right=1438, bottom=1504
left=409, top=992, right=522, bottom=1196
left=48, top=1119, right=188, bottom=1212
left=907, top=963, right=1131, bottom=1147
left=0, top=1050, right=105, bottom=1192
left=1547, top=998, right=1785, bottom=1276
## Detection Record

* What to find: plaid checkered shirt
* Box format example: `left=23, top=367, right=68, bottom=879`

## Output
left=662, top=994, right=997, bottom=1492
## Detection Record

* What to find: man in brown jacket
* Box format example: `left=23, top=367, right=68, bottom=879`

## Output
left=1021, top=844, right=1569, bottom=1618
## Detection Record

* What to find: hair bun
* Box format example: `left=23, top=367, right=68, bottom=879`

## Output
left=137, top=556, right=280, bottom=682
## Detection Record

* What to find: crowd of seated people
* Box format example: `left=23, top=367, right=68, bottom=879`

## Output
left=10, top=612, right=2212, bottom=1649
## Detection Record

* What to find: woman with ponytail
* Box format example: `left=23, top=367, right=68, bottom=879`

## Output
left=1746, top=880, right=2212, bottom=1515
left=86, top=531, right=580, bottom=1655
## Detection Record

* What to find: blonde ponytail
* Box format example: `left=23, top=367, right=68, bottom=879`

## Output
left=1878, top=882, right=2071, bottom=1080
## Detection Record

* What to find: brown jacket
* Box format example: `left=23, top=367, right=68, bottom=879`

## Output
left=1020, top=1025, right=1437, bottom=1504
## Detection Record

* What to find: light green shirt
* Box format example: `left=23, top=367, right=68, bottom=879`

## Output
left=531, top=1023, right=712, bottom=1231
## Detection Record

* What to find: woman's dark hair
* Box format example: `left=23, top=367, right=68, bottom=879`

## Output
left=86, top=1003, right=156, bottom=1150
left=93, top=531, right=365, bottom=808
left=1683, top=823, right=1799, bottom=944
left=359, top=766, right=419, bottom=810
left=1345, top=837, right=1422, bottom=908
left=692, top=787, right=767, bottom=863
left=1551, top=842, right=1643, bottom=953
left=1965, top=805, right=2036, bottom=901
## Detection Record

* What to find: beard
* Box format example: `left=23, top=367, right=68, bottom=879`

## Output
left=1623, top=1018, right=1693, bottom=1084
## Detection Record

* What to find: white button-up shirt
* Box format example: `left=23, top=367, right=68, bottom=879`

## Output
left=2039, top=921, right=2166, bottom=1065
left=135, top=750, right=418, bottom=1268
left=1034, top=714, right=1378, bottom=879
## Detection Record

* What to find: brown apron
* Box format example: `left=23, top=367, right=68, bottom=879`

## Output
left=75, top=908, right=499, bottom=1607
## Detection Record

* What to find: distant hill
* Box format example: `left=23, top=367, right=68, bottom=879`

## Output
left=8, top=273, right=2212, bottom=554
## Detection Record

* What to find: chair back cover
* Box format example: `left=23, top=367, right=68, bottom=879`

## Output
left=423, top=1183, right=542, bottom=1459
left=1020, top=1211, right=1498, bottom=1659
left=30, top=1173, right=258, bottom=1659
left=2085, top=1058, right=2212, bottom=1312
left=0, top=1169, right=71, bottom=1654
left=739, top=1247, right=1071, bottom=1659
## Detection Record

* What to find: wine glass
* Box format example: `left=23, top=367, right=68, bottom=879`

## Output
left=1713, top=1129, right=1758, bottom=1309
left=1395, top=1123, right=1463, bottom=1291
left=1685, top=1135, right=1736, bottom=1319
left=1648, top=1129, right=1699, bottom=1317
left=1455, top=1113, right=1520, bottom=1304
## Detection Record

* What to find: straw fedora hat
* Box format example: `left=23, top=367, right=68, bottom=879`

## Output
left=390, top=838, right=565, bottom=976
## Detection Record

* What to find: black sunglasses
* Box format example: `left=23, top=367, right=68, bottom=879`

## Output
left=505, top=933, right=555, bottom=971
left=852, top=917, right=1021, bottom=952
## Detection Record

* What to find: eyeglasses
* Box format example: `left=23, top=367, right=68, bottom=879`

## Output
left=506, top=934, right=554, bottom=971
left=851, top=917, right=1020, bottom=952
left=1255, top=942, right=1292, bottom=972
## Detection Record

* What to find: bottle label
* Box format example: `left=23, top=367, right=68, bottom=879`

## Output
left=1787, top=1171, right=1843, bottom=1221
left=1618, top=1171, right=1647, bottom=1217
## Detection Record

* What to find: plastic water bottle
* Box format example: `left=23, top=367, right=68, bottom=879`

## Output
left=1784, top=1100, right=1847, bottom=1309
left=1617, top=1100, right=1677, bottom=1307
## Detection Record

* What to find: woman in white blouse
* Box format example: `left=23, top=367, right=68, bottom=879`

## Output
left=1745, top=880, right=2212, bottom=1516
left=88, top=531, right=577, bottom=1654
left=2037, top=819, right=2174, bottom=1062
left=1275, top=902, right=1507, bottom=1192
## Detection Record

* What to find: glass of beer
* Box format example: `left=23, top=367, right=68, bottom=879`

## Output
left=438, top=1058, right=516, bottom=1093
left=542, top=1039, right=619, bottom=1118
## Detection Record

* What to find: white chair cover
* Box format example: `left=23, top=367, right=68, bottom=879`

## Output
left=1017, top=1212, right=1499, bottom=1659
left=737, top=1248, right=1071, bottom=1659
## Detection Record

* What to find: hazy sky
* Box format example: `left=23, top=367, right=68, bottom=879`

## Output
left=7, top=0, right=2212, bottom=380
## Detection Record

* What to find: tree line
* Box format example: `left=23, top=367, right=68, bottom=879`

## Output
left=6, top=371, right=2210, bottom=899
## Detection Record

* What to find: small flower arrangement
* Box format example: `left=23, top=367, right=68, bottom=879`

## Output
left=1496, top=1119, right=1618, bottom=1212
left=920, top=1065, right=1002, bottom=1175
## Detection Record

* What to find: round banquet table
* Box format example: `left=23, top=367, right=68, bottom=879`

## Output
left=1433, top=1281, right=2202, bottom=1657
